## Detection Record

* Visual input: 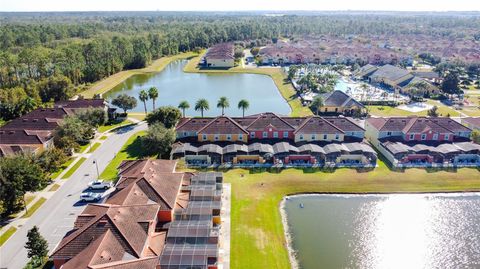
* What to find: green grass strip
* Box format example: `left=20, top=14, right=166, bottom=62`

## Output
left=61, top=157, right=87, bottom=179
left=0, top=226, right=17, bottom=246
left=88, top=142, right=101, bottom=153
left=21, top=198, right=47, bottom=218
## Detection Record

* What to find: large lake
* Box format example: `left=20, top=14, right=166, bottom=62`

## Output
left=284, top=194, right=480, bottom=269
left=104, top=60, right=291, bottom=116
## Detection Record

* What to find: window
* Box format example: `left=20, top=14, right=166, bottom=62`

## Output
left=183, top=131, right=187, bottom=137
left=409, top=134, right=414, bottom=140
left=421, top=134, right=426, bottom=140
left=444, top=134, right=449, bottom=140
left=214, top=135, right=219, bottom=141
left=323, top=134, right=327, bottom=140
left=335, top=134, right=340, bottom=140
left=227, top=134, right=232, bottom=140
left=250, top=132, right=255, bottom=138
left=324, top=108, right=328, bottom=112
left=335, top=108, right=338, bottom=112
left=387, top=131, right=392, bottom=136
left=263, top=131, right=268, bottom=138
left=202, top=134, right=207, bottom=140
left=311, top=134, right=316, bottom=140
left=433, top=133, right=438, bottom=140
left=283, top=131, right=289, bottom=138
left=299, top=134, right=304, bottom=140
left=273, top=132, right=278, bottom=138
left=239, top=134, right=243, bottom=140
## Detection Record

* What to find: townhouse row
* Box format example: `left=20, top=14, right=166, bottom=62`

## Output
left=173, top=112, right=480, bottom=168
left=51, top=160, right=224, bottom=269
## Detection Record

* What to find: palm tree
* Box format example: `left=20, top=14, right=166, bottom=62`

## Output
left=148, top=87, right=158, bottom=111
left=311, top=96, right=324, bottom=115
left=138, top=90, right=149, bottom=114
left=237, top=99, right=250, bottom=117
left=217, top=96, right=229, bottom=115
left=359, top=83, right=369, bottom=102
left=178, top=100, right=190, bottom=117
left=195, top=99, right=209, bottom=117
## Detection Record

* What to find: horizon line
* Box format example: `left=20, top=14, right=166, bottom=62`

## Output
left=1, top=10, right=480, bottom=13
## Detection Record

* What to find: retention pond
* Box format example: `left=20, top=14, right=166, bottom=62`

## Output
left=283, top=193, right=480, bottom=269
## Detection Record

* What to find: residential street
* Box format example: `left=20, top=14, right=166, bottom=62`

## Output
left=0, top=122, right=147, bottom=269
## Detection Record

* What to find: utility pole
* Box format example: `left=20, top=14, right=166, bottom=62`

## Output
left=93, top=159, right=100, bottom=179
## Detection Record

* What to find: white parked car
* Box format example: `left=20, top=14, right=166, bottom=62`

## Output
left=80, top=192, right=102, bottom=202
left=87, top=180, right=112, bottom=190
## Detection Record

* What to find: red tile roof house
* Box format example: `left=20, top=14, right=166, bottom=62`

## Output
left=106, top=159, right=188, bottom=223
left=365, top=117, right=479, bottom=167
left=0, top=99, right=110, bottom=156
left=175, top=112, right=365, bottom=145
left=50, top=203, right=164, bottom=269
left=203, top=43, right=235, bottom=68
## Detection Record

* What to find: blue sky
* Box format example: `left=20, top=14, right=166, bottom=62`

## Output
left=2, top=0, right=479, bottom=12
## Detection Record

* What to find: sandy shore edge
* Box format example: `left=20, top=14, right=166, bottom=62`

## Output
left=280, top=197, right=300, bottom=269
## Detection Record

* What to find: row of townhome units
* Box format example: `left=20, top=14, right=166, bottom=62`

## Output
left=174, top=113, right=377, bottom=168
left=50, top=159, right=224, bottom=269
left=366, top=117, right=480, bottom=167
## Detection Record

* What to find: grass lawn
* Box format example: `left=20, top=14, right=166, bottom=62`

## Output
left=77, top=143, right=90, bottom=153
left=61, top=157, right=87, bottom=179
left=219, top=160, right=480, bottom=269
left=0, top=227, right=17, bottom=246
left=368, top=100, right=461, bottom=117
left=50, top=158, right=75, bottom=179
left=81, top=52, right=199, bottom=98
left=100, top=136, right=108, bottom=140
left=48, top=184, right=60, bottom=192
left=99, top=131, right=151, bottom=181
left=97, top=119, right=134, bottom=133
left=21, top=197, right=47, bottom=218
left=88, top=142, right=101, bottom=153
left=183, top=53, right=312, bottom=117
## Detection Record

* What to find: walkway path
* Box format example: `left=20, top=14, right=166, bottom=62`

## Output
left=0, top=122, right=147, bottom=269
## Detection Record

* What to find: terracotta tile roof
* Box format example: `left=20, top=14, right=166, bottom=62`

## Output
left=197, top=116, right=248, bottom=135
left=2, top=117, right=60, bottom=131
left=51, top=204, right=159, bottom=261
left=0, top=129, right=50, bottom=144
left=322, top=116, right=365, bottom=132
left=205, top=43, right=234, bottom=60
left=176, top=118, right=213, bottom=133
left=245, top=112, right=295, bottom=131
left=368, top=117, right=471, bottom=134
left=294, top=116, right=344, bottom=134
left=55, top=99, right=106, bottom=109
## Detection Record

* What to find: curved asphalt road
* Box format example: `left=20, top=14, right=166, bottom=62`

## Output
left=0, top=122, right=147, bottom=269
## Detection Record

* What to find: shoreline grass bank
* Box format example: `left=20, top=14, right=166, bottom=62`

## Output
left=221, top=159, right=480, bottom=269
left=183, top=53, right=312, bottom=117
left=80, top=52, right=199, bottom=98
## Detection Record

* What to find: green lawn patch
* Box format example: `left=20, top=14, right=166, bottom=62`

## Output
left=77, top=143, right=90, bottom=153
left=100, top=136, right=108, bottom=140
left=99, top=131, right=150, bottom=181
left=88, top=142, right=101, bottom=153
left=61, top=157, right=87, bottom=179
left=48, top=184, right=60, bottom=192
left=221, top=160, right=480, bottom=269
left=21, top=197, right=47, bottom=218
left=128, top=112, right=147, bottom=121
left=97, top=119, right=133, bottom=133
left=50, top=158, right=75, bottom=179
left=0, top=226, right=17, bottom=246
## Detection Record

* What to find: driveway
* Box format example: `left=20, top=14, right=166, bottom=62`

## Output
left=0, top=122, right=147, bottom=269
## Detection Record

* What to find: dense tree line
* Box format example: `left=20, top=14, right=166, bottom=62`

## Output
left=1, top=12, right=479, bottom=121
